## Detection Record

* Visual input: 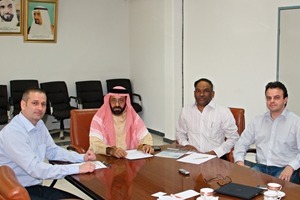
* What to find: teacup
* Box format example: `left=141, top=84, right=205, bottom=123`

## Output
left=267, top=183, right=282, bottom=191
left=200, top=188, right=214, bottom=197
left=264, top=190, right=281, bottom=200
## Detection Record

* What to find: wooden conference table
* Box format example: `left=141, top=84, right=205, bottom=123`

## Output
left=64, top=145, right=300, bottom=200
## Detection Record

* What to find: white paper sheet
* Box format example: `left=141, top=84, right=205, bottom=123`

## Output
left=70, top=161, right=107, bottom=169
left=177, top=152, right=216, bottom=164
left=174, top=189, right=200, bottom=199
left=125, top=149, right=153, bottom=160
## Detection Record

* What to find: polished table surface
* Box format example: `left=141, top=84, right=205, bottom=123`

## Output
left=65, top=145, right=300, bottom=200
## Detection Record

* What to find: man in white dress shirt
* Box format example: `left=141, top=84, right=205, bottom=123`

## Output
left=234, top=81, right=300, bottom=183
left=176, top=78, right=239, bottom=160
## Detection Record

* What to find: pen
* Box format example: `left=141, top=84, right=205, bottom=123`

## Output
left=194, top=157, right=209, bottom=159
left=167, top=148, right=179, bottom=151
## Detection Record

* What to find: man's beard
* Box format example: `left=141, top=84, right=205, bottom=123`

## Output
left=110, top=105, right=126, bottom=115
left=0, top=13, right=14, bottom=22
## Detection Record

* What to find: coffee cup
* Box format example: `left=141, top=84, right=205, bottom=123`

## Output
left=200, top=188, right=214, bottom=197
left=267, top=183, right=282, bottom=191
left=263, top=190, right=282, bottom=200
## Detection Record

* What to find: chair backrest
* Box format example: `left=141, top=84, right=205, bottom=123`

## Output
left=227, top=107, right=245, bottom=162
left=0, top=85, right=8, bottom=125
left=229, top=107, right=245, bottom=135
left=76, top=80, right=104, bottom=109
left=40, top=81, right=71, bottom=113
left=106, top=78, right=134, bottom=101
left=10, top=79, right=39, bottom=116
left=69, top=109, right=98, bottom=153
left=0, top=165, right=30, bottom=200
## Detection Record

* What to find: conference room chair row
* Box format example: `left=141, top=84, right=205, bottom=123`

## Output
left=0, top=79, right=143, bottom=137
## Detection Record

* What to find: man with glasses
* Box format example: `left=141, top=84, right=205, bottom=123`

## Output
left=89, top=86, right=154, bottom=158
left=234, top=81, right=300, bottom=184
left=176, top=78, right=239, bottom=160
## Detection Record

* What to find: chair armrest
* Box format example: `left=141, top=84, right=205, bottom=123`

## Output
left=67, top=144, right=86, bottom=154
left=132, top=93, right=142, bottom=105
left=227, top=148, right=257, bottom=163
left=70, top=96, right=80, bottom=108
left=0, top=166, right=30, bottom=200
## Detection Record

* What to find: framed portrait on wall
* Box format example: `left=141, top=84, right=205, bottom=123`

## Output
left=24, top=0, right=57, bottom=43
left=0, top=0, right=22, bottom=35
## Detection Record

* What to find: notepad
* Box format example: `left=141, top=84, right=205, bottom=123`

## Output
left=125, top=149, right=153, bottom=160
left=154, top=148, right=187, bottom=159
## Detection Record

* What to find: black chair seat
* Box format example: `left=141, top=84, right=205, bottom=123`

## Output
left=52, top=108, right=76, bottom=120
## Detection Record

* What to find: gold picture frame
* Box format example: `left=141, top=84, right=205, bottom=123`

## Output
left=24, top=0, right=57, bottom=43
left=0, top=0, right=22, bottom=35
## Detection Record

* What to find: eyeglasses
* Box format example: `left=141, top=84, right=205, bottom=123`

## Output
left=110, top=98, right=126, bottom=104
left=204, top=174, right=232, bottom=186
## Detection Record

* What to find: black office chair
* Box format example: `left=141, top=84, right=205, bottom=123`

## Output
left=75, top=80, right=104, bottom=109
left=0, top=85, right=9, bottom=125
left=9, top=79, right=39, bottom=116
left=40, top=81, right=78, bottom=140
left=106, top=78, right=142, bottom=113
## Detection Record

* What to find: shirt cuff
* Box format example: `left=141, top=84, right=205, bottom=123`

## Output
left=288, top=160, right=300, bottom=170
left=181, top=140, right=189, bottom=147
left=213, top=147, right=225, bottom=158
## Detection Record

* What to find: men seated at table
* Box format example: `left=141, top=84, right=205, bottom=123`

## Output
left=176, top=78, right=239, bottom=160
left=234, top=81, right=300, bottom=184
left=0, top=88, right=96, bottom=199
left=89, top=86, right=154, bottom=158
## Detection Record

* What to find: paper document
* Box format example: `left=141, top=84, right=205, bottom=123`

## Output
left=71, top=161, right=107, bottom=169
left=155, top=148, right=187, bottom=159
left=177, top=152, right=216, bottom=164
left=126, top=149, right=153, bottom=160
left=156, top=189, right=200, bottom=200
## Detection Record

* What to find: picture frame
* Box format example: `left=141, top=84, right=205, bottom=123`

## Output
left=24, top=0, right=57, bottom=43
left=0, top=0, right=23, bottom=35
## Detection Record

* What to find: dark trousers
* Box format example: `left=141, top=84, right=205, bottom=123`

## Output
left=25, top=185, right=82, bottom=200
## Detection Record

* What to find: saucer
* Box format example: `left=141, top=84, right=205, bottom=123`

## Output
left=196, top=196, right=219, bottom=200
left=278, top=191, right=285, bottom=198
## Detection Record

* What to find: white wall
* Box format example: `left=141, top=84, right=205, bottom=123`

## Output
left=0, top=0, right=130, bottom=95
left=0, top=0, right=130, bottom=129
left=2, top=0, right=300, bottom=140
left=129, top=0, right=182, bottom=140
left=183, top=0, right=300, bottom=136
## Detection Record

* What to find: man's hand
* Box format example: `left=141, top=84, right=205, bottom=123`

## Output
left=139, top=144, right=154, bottom=154
left=84, top=149, right=96, bottom=161
left=79, top=162, right=95, bottom=173
left=110, top=147, right=127, bottom=158
left=236, top=161, right=245, bottom=167
left=181, top=144, right=198, bottom=152
left=279, top=165, right=294, bottom=182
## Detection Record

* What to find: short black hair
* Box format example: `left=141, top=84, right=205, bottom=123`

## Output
left=22, top=88, right=46, bottom=102
left=265, top=81, right=288, bottom=98
left=194, top=78, right=214, bottom=91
